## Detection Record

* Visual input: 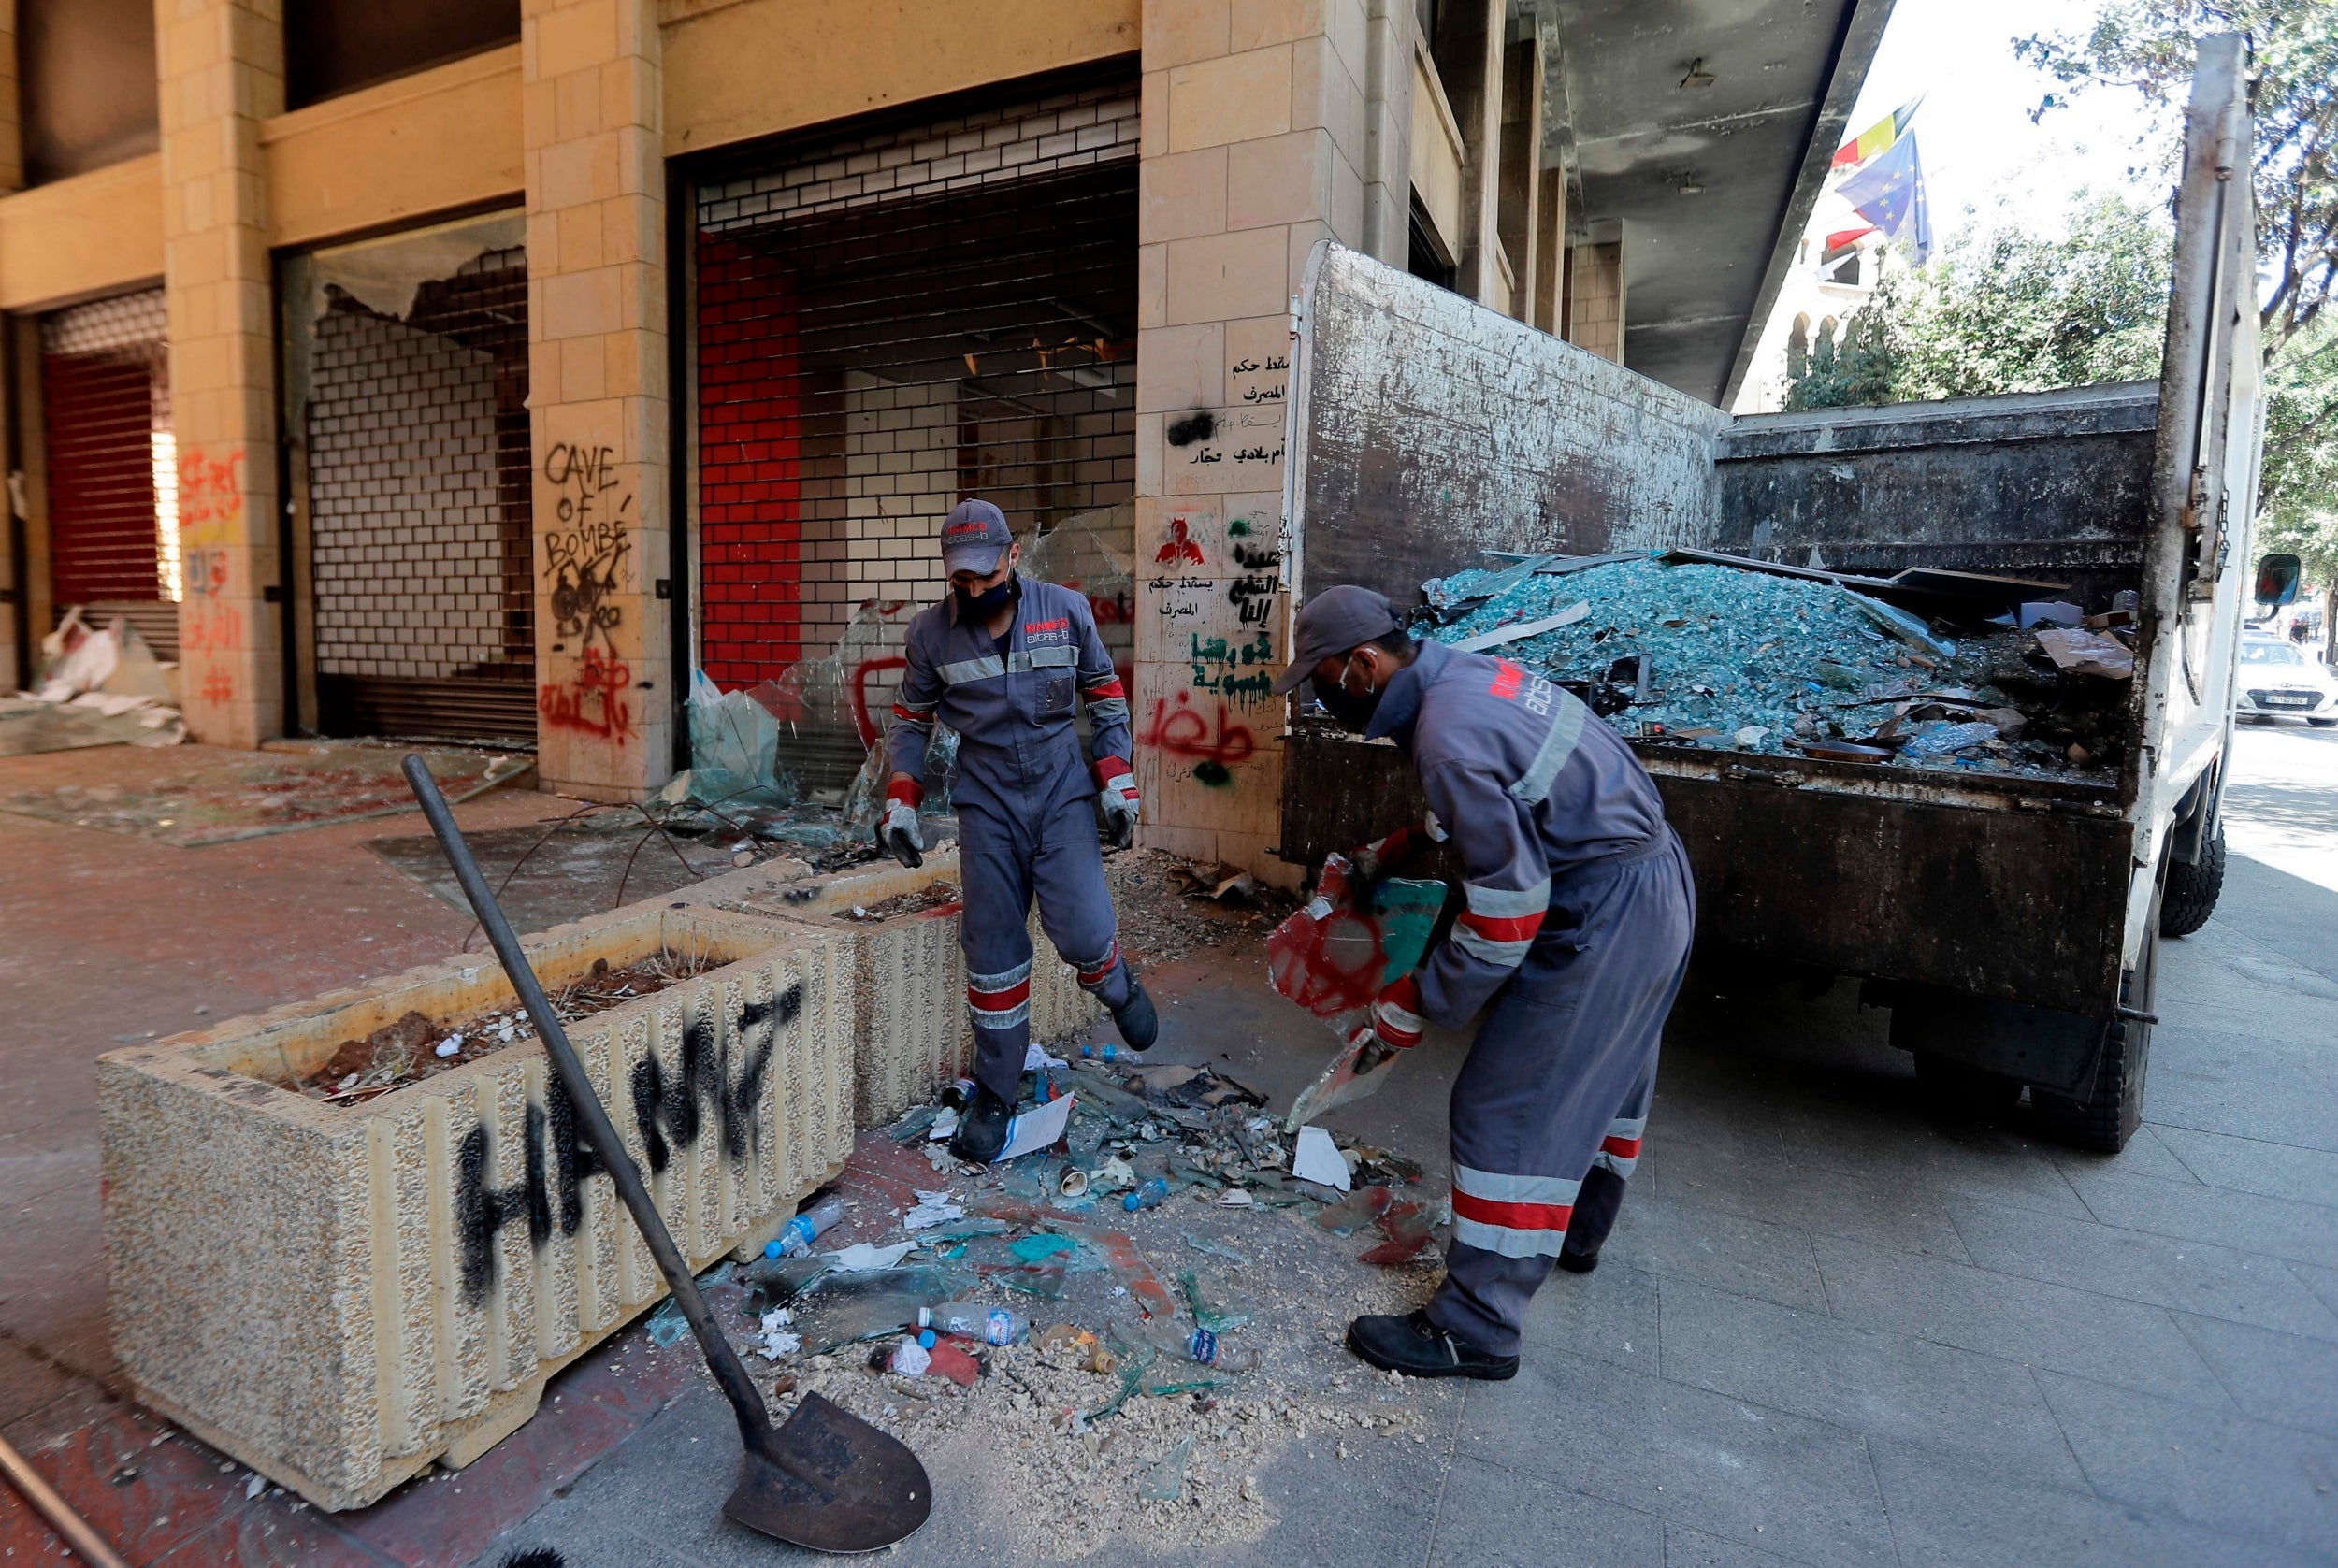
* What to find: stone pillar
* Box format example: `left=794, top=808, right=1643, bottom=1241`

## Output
left=1134, top=0, right=1403, bottom=882
left=1431, top=0, right=1503, bottom=307
left=0, top=1, right=22, bottom=193
left=1531, top=165, right=1564, bottom=333
left=157, top=0, right=284, bottom=747
left=1566, top=239, right=1624, bottom=363
left=1495, top=35, right=1540, bottom=324
left=523, top=0, right=671, bottom=799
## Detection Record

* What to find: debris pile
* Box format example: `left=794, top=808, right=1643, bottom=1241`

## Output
left=1418, top=554, right=2135, bottom=779
left=1106, top=848, right=1297, bottom=969
left=722, top=1047, right=1448, bottom=1554
left=282, top=948, right=719, bottom=1102
left=1, top=610, right=185, bottom=758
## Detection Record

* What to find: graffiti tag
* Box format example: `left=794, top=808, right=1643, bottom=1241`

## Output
left=539, top=647, right=635, bottom=744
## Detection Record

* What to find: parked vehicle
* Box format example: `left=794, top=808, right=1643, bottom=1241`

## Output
left=1270, top=39, right=2262, bottom=1151
left=2235, top=637, right=2338, bottom=725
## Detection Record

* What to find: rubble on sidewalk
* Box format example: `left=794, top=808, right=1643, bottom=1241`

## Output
left=1415, top=554, right=2135, bottom=780
left=722, top=1043, right=1450, bottom=1557
left=1, top=610, right=186, bottom=757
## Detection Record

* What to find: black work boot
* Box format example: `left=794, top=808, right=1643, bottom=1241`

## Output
left=948, top=1085, right=1014, bottom=1164
left=1346, top=1310, right=1518, bottom=1381
left=1111, top=978, right=1159, bottom=1052
left=1555, top=1241, right=1601, bottom=1274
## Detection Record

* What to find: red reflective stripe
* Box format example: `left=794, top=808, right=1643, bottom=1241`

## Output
left=966, top=979, right=1032, bottom=1012
left=1489, top=660, right=1524, bottom=699
left=1459, top=909, right=1544, bottom=943
left=1077, top=942, right=1119, bottom=984
left=1450, top=1190, right=1572, bottom=1232
left=1601, top=1135, right=1643, bottom=1160
left=1082, top=679, right=1126, bottom=699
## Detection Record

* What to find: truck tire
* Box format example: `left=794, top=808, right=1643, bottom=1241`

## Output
left=2032, top=925, right=2158, bottom=1153
left=1913, top=1052, right=2023, bottom=1117
left=2158, top=825, right=2225, bottom=938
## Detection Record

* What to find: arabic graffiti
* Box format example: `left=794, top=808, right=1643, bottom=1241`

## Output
left=1139, top=691, right=1256, bottom=787
left=1190, top=629, right=1277, bottom=701
left=539, top=647, right=635, bottom=744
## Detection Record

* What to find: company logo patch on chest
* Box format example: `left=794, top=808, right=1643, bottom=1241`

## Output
left=1024, top=616, right=1070, bottom=638
left=1489, top=658, right=1558, bottom=716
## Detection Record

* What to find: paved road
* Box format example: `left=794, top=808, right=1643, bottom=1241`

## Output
left=501, top=724, right=2338, bottom=1568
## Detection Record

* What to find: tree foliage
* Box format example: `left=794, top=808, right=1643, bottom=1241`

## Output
left=2016, top=0, right=2338, bottom=356
left=2256, top=325, right=2338, bottom=588
left=1784, top=194, right=2174, bottom=410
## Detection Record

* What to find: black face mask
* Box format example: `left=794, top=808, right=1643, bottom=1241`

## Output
left=954, top=574, right=1018, bottom=620
left=1311, top=671, right=1382, bottom=732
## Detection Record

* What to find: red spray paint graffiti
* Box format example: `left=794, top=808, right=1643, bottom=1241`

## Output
left=1139, top=691, right=1254, bottom=786
left=1154, top=516, right=1205, bottom=567
left=540, top=648, right=636, bottom=744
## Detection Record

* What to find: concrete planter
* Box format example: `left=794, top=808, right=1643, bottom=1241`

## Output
left=96, top=902, right=853, bottom=1512
left=697, top=849, right=1101, bottom=1127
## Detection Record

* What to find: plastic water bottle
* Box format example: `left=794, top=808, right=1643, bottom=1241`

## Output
left=1081, top=1043, right=1119, bottom=1062
left=932, top=1301, right=1026, bottom=1346
left=1187, top=1328, right=1260, bottom=1372
left=765, top=1195, right=846, bottom=1259
left=1122, top=1177, right=1170, bottom=1213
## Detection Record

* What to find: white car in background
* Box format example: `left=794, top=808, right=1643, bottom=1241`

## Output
left=2235, top=637, right=2338, bottom=726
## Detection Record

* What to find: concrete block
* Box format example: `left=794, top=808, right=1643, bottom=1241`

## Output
left=98, top=900, right=851, bottom=1512
left=700, top=849, right=1101, bottom=1128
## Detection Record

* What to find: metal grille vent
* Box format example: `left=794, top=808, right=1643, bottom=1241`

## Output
left=300, top=239, right=534, bottom=741
left=693, top=75, right=1139, bottom=717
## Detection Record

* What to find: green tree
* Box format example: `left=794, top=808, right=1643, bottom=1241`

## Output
left=2017, top=0, right=2337, bottom=355
left=1782, top=194, right=2174, bottom=410
left=2256, top=326, right=2338, bottom=647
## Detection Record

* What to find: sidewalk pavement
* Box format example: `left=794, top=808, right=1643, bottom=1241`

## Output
left=7, top=728, right=2338, bottom=1565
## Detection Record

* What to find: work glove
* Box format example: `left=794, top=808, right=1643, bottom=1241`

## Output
left=1349, top=973, right=1425, bottom=1075
left=881, top=778, right=925, bottom=869
left=1095, top=756, right=1140, bottom=850
left=1347, top=812, right=1444, bottom=904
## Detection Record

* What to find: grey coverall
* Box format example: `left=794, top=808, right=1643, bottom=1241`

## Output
left=1367, top=639, right=1696, bottom=1356
left=886, top=574, right=1138, bottom=1104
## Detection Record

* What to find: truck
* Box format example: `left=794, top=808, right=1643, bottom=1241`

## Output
left=1269, top=37, right=2266, bottom=1151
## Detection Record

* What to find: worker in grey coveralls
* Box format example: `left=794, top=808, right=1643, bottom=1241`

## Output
left=1273, top=584, right=1695, bottom=1379
left=883, top=499, right=1158, bottom=1163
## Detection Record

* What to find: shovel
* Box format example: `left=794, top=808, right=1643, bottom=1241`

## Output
left=403, top=756, right=931, bottom=1553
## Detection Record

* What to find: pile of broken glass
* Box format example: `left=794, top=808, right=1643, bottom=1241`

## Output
left=1414, top=553, right=2132, bottom=779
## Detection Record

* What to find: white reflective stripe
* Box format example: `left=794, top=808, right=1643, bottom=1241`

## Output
left=1464, top=878, right=1552, bottom=917
left=1453, top=1216, right=1569, bottom=1259
left=1013, top=644, right=1078, bottom=669
left=1508, top=691, right=1589, bottom=804
left=1086, top=698, right=1130, bottom=721
left=1451, top=926, right=1532, bottom=967
left=896, top=696, right=939, bottom=713
left=1452, top=1164, right=1580, bottom=1205
left=1608, top=1115, right=1649, bottom=1139
left=938, top=655, right=1006, bottom=684
left=1593, top=1149, right=1639, bottom=1178
left=967, top=1000, right=1031, bottom=1029
left=967, top=958, right=1033, bottom=990
left=889, top=713, right=934, bottom=734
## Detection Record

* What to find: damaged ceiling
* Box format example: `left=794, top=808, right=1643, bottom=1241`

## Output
left=1527, top=0, right=1896, bottom=406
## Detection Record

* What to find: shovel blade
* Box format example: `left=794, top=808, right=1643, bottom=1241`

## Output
left=1285, top=1029, right=1393, bottom=1131
left=724, top=1393, right=932, bottom=1554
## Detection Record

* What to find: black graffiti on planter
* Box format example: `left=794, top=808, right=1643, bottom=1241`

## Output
left=455, top=985, right=801, bottom=1307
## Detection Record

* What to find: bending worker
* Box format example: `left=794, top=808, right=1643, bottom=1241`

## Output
left=1271, top=584, right=1695, bottom=1380
left=883, top=499, right=1157, bottom=1163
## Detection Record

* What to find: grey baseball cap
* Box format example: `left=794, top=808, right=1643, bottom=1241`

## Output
left=940, top=498, right=1012, bottom=575
left=1271, top=583, right=1404, bottom=694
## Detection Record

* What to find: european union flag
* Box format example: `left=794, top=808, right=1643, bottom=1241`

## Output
left=1838, top=135, right=1933, bottom=264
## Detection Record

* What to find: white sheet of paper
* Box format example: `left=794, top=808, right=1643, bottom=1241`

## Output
left=827, top=1240, right=916, bottom=1273
left=997, top=1093, right=1076, bottom=1162
left=1023, top=1042, right=1069, bottom=1072
left=1292, top=1124, right=1352, bottom=1191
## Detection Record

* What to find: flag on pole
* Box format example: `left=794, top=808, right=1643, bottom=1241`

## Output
left=1825, top=224, right=1878, bottom=252
left=1838, top=135, right=1933, bottom=264
left=1831, top=98, right=1923, bottom=170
